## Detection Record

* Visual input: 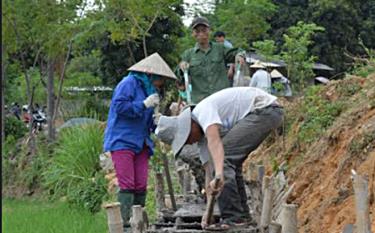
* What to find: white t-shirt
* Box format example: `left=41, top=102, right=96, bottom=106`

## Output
left=249, top=69, right=272, bottom=93
left=192, top=87, right=277, bottom=164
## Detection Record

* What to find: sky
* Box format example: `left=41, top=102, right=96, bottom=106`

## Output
left=183, top=0, right=214, bottom=26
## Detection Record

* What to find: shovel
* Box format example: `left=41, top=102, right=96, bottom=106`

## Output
left=183, top=69, right=192, bottom=104
left=202, top=177, right=221, bottom=228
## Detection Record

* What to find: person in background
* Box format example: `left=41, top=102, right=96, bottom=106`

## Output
left=11, top=102, right=21, bottom=120
left=213, top=31, right=233, bottom=49
left=214, top=31, right=236, bottom=87
left=249, top=61, right=272, bottom=93
left=176, top=17, right=245, bottom=104
left=103, top=53, right=176, bottom=232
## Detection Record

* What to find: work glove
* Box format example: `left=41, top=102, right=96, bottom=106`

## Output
left=143, top=93, right=160, bottom=108
left=179, top=61, right=189, bottom=71
left=153, top=112, right=162, bottom=125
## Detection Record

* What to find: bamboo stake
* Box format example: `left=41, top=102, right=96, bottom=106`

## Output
left=183, top=168, right=192, bottom=197
left=269, top=222, right=282, bottom=233
left=161, top=151, right=177, bottom=211
left=155, top=172, right=166, bottom=211
left=273, top=183, right=296, bottom=220
left=103, top=202, right=123, bottom=233
left=260, top=176, right=274, bottom=228
left=131, top=205, right=144, bottom=233
left=352, top=171, right=371, bottom=233
left=280, top=204, right=298, bottom=233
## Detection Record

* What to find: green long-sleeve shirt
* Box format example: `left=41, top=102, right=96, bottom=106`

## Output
left=177, top=42, right=245, bottom=103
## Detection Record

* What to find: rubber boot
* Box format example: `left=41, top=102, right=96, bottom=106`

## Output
left=118, top=190, right=134, bottom=231
left=134, top=192, right=147, bottom=207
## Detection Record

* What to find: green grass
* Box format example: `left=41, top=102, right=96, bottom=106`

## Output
left=2, top=198, right=107, bottom=233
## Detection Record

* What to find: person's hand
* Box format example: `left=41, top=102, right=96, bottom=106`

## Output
left=227, top=64, right=235, bottom=80
left=208, top=175, right=224, bottom=195
left=153, top=112, right=162, bottom=125
left=143, top=93, right=160, bottom=108
left=235, top=55, right=245, bottom=66
left=179, top=61, right=189, bottom=71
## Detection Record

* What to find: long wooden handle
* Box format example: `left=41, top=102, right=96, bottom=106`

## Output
left=203, top=177, right=220, bottom=224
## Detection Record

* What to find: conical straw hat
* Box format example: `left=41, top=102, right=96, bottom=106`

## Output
left=270, top=69, right=283, bottom=78
left=250, top=61, right=265, bottom=68
left=128, top=53, right=177, bottom=80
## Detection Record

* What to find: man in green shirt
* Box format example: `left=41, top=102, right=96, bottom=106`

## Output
left=176, top=17, right=245, bottom=104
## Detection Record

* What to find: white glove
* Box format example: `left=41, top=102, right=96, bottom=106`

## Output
left=143, top=93, right=160, bottom=108
left=153, top=112, right=162, bottom=125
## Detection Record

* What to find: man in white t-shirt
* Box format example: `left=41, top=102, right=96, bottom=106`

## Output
left=249, top=62, right=272, bottom=93
left=155, top=87, right=283, bottom=230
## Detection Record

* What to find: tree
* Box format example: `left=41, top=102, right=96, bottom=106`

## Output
left=252, top=39, right=280, bottom=62
left=210, top=0, right=277, bottom=48
left=281, top=21, right=324, bottom=92
left=2, top=0, right=87, bottom=143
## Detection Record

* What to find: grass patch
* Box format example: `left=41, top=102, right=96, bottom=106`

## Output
left=2, top=198, right=107, bottom=233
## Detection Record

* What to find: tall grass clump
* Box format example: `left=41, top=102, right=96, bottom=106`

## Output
left=43, top=123, right=108, bottom=213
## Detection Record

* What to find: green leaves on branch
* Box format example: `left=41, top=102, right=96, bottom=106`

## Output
left=252, top=39, right=279, bottom=62
left=213, top=0, right=277, bottom=48
left=282, top=22, right=325, bottom=91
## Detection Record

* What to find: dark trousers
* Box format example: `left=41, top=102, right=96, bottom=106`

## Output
left=218, top=106, right=284, bottom=220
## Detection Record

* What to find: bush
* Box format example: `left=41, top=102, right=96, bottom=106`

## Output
left=43, top=123, right=108, bottom=213
left=297, top=86, right=345, bottom=143
left=4, top=116, right=27, bottom=139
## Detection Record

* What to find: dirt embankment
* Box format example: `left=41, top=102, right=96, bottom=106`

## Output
left=245, top=74, right=375, bottom=233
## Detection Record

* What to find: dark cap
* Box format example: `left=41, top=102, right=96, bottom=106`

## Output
left=214, top=31, right=225, bottom=38
left=191, top=17, right=210, bottom=29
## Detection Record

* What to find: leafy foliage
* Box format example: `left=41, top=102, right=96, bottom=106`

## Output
left=4, top=116, right=27, bottom=139
left=210, top=0, right=277, bottom=48
left=297, top=86, right=345, bottom=143
left=252, top=39, right=280, bottom=62
left=281, top=22, right=324, bottom=91
left=43, top=123, right=108, bottom=213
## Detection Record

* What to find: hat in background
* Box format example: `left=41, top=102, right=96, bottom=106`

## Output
left=270, top=69, right=283, bottom=78
left=191, top=16, right=210, bottom=29
left=155, top=108, right=192, bottom=156
left=250, top=61, right=266, bottom=69
left=128, top=52, right=177, bottom=80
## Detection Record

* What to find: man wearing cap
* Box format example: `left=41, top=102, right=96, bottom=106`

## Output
left=103, top=53, right=176, bottom=231
left=176, top=16, right=246, bottom=104
left=156, top=87, right=283, bottom=230
left=213, top=31, right=236, bottom=87
left=249, top=61, right=272, bottom=93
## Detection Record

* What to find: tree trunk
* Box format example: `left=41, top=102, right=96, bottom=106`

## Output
left=53, top=41, right=72, bottom=124
left=47, top=58, right=55, bottom=142
left=2, top=45, right=6, bottom=143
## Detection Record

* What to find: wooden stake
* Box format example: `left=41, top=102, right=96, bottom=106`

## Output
left=155, top=172, right=166, bottom=211
left=161, top=152, right=177, bottom=211
left=257, top=165, right=265, bottom=186
left=353, top=173, right=371, bottom=233
left=260, top=176, right=274, bottom=228
left=131, top=205, right=144, bottom=233
left=280, top=204, right=298, bottom=233
left=103, top=202, right=123, bottom=233
left=269, top=222, right=282, bottom=233
left=183, top=168, right=192, bottom=197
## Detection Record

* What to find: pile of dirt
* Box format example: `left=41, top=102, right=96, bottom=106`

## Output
left=244, top=74, right=375, bottom=233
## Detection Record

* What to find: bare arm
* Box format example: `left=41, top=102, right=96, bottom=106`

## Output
left=206, top=124, right=224, bottom=176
